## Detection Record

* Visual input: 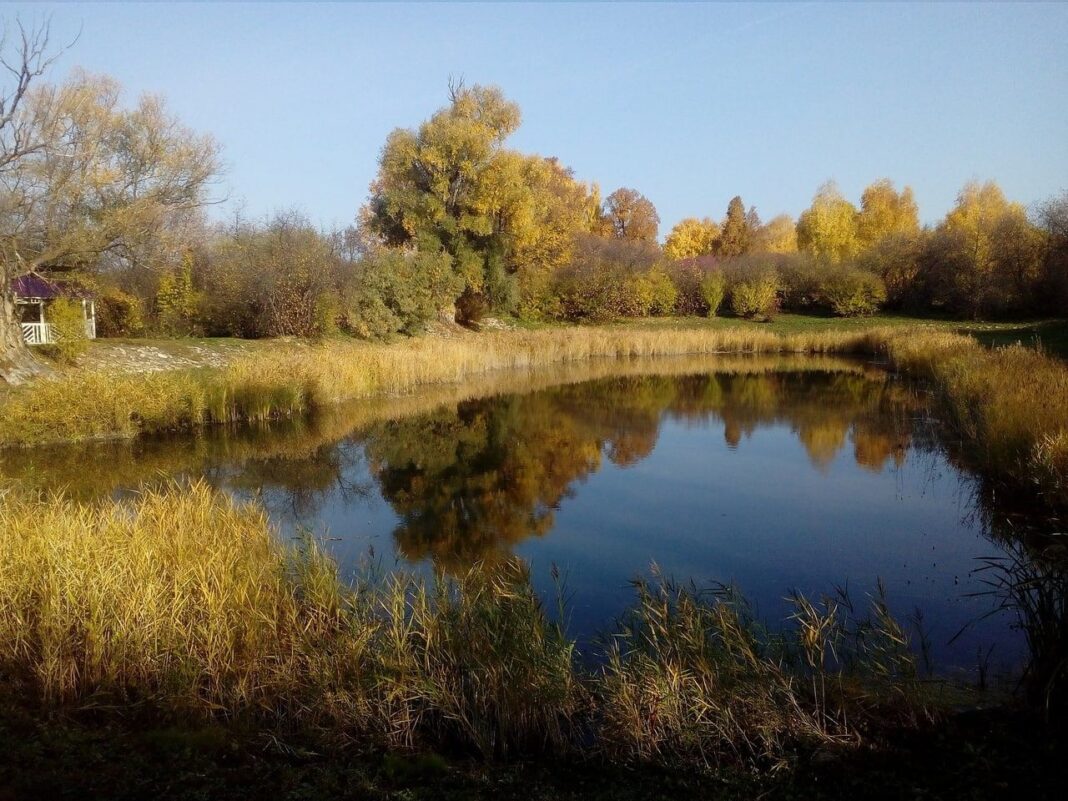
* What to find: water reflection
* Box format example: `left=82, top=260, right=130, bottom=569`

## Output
left=358, top=371, right=924, bottom=568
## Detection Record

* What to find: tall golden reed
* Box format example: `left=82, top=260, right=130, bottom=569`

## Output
left=0, top=482, right=936, bottom=766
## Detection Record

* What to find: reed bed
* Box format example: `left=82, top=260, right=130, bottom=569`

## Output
left=880, top=332, right=1068, bottom=507
left=0, top=483, right=939, bottom=767
left=0, top=327, right=882, bottom=447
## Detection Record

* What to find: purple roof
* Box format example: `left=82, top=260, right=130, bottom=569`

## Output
left=11, top=272, right=92, bottom=300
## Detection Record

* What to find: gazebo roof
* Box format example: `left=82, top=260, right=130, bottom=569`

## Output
left=12, top=272, right=92, bottom=301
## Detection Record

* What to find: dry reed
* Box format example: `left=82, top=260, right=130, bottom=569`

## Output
left=0, top=482, right=940, bottom=767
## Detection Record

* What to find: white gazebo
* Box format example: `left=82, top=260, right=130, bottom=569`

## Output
left=12, top=272, right=96, bottom=345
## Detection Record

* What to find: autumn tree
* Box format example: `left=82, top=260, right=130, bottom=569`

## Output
left=0, top=59, right=219, bottom=377
left=603, top=187, right=659, bottom=242
left=367, top=82, right=596, bottom=320
left=715, top=196, right=751, bottom=258
left=0, top=19, right=62, bottom=382
left=6, top=72, right=219, bottom=276
left=919, top=181, right=1044, bottom=317
left=858, top=231, right=926, bottom=308
left=501, top=155, right=594, bottom=318
left=1038, top=192, right=1068, bottom=312
left=664, top=217, right=718, bottom=261
left=796, top=182, right=860, bottom=263
left=751, top=213, right=798, bottom=254
left=857, top=179, right=919, bottom=247
left=367, top=82, right=521, bottom=317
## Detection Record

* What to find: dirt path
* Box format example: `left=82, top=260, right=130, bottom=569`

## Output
left=76, top=339, right=266, bottom=374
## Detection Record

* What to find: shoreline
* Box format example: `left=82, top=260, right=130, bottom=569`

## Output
left=1, top=322, right=1064, bottom=507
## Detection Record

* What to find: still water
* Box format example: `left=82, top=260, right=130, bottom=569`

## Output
left=2, top=356, right=1029, bottom=674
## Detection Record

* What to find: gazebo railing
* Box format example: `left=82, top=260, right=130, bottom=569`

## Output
left=19, top=320, right=96, bottom=346
left=21, top=322, right=53, bottom=345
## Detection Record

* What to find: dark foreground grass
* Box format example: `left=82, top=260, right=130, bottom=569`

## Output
left=1, top=698, right=1063, bottom=801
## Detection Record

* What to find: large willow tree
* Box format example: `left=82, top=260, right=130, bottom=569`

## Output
left=365, top=82, right=597, bottom=321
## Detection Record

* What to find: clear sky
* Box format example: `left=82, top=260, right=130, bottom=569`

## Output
left=7, top=2, right=1068, bottom=235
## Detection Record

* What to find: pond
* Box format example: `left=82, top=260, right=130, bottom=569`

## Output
left=2, top=354, right=1035, bottom=676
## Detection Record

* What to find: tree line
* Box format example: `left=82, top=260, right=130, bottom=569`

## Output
left=2, top=23, right=1066, bottom=376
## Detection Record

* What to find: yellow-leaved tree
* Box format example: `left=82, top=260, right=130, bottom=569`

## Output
left=664, top=217, right=718, bottom=261
left=934, top=180, right=1040, bottom=317
left=603, top=187, right=659, bottom=242
left=1, top=66, right=218, bottom=379
left=367, top=81, right=598, bottom=321
left=796, top=182, right=860, bottom=263
left=752, top=214, right=798, bottom=254
left=857, top=179, right=919, bottom=247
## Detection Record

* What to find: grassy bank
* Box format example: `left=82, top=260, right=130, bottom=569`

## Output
left=1, top=322, right=1065, bottom=506
left=882, top=333, right=1068, bottom=508
left=0, top=326, right=882, bottom=446
left=0, top=482, right=942, bottom=770
left=0, top=351, right=873, bottom=498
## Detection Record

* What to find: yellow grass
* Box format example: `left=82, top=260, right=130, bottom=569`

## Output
left=883, top=333, right=1068, bottom=506
left=0, top=326, right=883, bottom=447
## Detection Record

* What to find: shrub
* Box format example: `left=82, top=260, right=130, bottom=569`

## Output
left=699, top=271, right=726, bottom=317
left=821, top=268, right=887, bottom=316
left=645, top=268, right=678, bottom=315
left=551, top=235, right=665, bottom=321
left=95, top=287, right=145, bottom=337
left=156, top=253, right=200, bottom=335
left=620, top=271, right=678, bottom=317
left=776, top=256, right=822, bottom=311
left=347, top=249, right=461, bottom=338
left=198, top=212, right=344, bottom=338
left=664, top=258, right=706, bottom=316
left=313, top=292, right=341, bottom=338
left=729, top=272, right=780, bottom=320
left=46, top=298, right=90, bottom=363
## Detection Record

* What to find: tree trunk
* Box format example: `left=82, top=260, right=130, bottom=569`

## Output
left=0, top=286, right=47, bottom=385
left=438, top=303, right=459, bottom=326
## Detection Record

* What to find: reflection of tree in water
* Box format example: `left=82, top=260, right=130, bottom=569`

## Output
left=363, top=370, right=927, bottom=569
left=214, top=440, right=371, bottom=520
left=364, top=396, right=607, bottom=567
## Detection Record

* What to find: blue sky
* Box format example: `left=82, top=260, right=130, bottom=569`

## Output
left=8, top=2, right=1068, bottom=235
